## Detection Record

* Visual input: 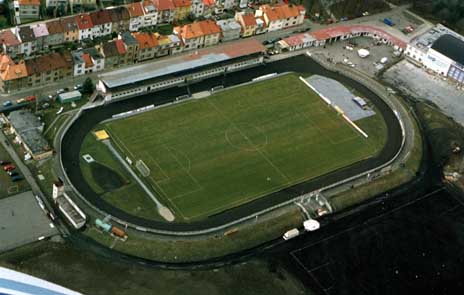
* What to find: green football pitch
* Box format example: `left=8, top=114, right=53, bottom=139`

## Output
left=104, top=74, right=381, bottom=220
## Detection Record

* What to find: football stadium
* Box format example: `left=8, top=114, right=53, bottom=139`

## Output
left=80, top=73, right=385, bottom=222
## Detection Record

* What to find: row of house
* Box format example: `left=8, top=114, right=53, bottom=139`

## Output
left=0, top=29, right=184, bottom=92
left=1, top=2, right=306, bottom=58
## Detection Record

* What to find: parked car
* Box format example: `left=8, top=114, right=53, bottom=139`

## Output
left=74, top=84, right=82, bottom=90
left=3, top=100, right=12, bottom=107
left=0, top=160, right=10, bottom=165
left=8, top=171, right=18, bottom=177
left=25, top=95, right=36, bottom=102
left=63, top=87, right=70, bottom=92
left=16, top=98, right=26, bottom=104
left=11, top=175, right=24, bottom=182
left=56, top=89, right=65, bottom=95
left=3, top=164, right=16, bottom=171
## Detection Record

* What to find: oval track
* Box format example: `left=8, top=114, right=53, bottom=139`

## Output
left=61, top=55, right=402, bottom=232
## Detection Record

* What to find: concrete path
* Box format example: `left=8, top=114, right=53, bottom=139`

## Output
left=102, top=140, right=175, bottom=222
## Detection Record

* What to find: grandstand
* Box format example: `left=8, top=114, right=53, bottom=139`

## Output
left=96, top=39, right=266, bottom=102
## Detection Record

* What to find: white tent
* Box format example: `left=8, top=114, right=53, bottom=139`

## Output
left=357, top=48, right=370, bottom=58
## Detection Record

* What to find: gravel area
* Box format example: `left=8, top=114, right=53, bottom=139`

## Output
left=383, top=60, right=464, bottom=125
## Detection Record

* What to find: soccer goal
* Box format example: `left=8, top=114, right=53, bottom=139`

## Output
left=135, top=159, right=150, bottom=177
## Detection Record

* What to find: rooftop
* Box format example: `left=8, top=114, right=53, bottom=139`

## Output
left=133, top=32, right=159, bottom=49
left=309, top=24, right=407, bottom=48
left=46, top=20, right=63, bottom=34
left=120, top=31, right=138, bottom=45
left=99, top=38, right=265, bottom=88
left=90, top=10, right=112, bottom=26
left=61, top=17, right=79, bottom=32
left=18, top=0, right=40, bottom=5
left=107, top=6, right=130, bottom=22
left=0, top=55, right=28, bottom=81
left=31, top=23, right=49, bottom=38
left=103, top=39, right=127, bottom=57
left=25, top=52, right=72, bottom=75
left=0, top=30, right=21, bottom=47
left=154, top=0, right=175, bottom=11
left=75, top=14, right=94, bottom=30
left=431, top=34, right=464, bottom=65
left=126, top=2, right=144, bottom=17
left=409, top=23, right=464, bottom=53
left=18, top=26, right=36, bottom=43
left=217, top=19, right=241, bottom=32
left=240, top=13, right=257, bottom=27
left=9, top=110, right=42, bottom=131
left=172, top=0, right=191, bottom=7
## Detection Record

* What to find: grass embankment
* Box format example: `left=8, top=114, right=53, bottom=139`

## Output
left=84, top=205, right=304, bottom=262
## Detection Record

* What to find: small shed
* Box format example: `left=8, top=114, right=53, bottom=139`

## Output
left=58, top=91, right=82, bottom=103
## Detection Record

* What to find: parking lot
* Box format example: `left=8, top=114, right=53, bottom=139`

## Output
left=383, top=60, right=464, bottom=126
left=0, top=191, right=58, bottom=252
left=318, top=36, right=402, bottom=77
left=0, top=139, right=30, bottom=199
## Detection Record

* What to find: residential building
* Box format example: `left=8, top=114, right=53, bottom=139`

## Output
left=172, top=0, right=191, bottom=22
left=75, top=14, right=94, bottom=40
left=141, top=0, right=158, bottom=28
left=255, top=4, right=305, bottom=32
left=175, top=19, right=220, bottom=49
left=155, top=33, right=182, bottom=56
left=154, top=0, right=175, bottom=24
left=235, top=12, right=257, bottom=37
left=90, top=10, right=112, bottom=38
left=72, top=47, right=104, bottom=75
left=0, top=54, right=28, bottom=92
left=108, top=6, right=130, bottom=33
left=61, top=16, right=79, bottom=42
left=45, top=19, right=65, bottom=46
left=31, top=23, right=49, bottom=50
left=25, top=51, right=73, bottom=86
left=127, top=2, right=144, bottom=32
left=100, top=39, right=128, bottom=68
left=202, top=0, right=214, bottom=18
left=16, top=26, right=37, bottom=56
left=133, top=32, right=159, bottom=61
left=12, top=0, right=40, bottom=24
left=219, top=0, right=236, bottom=10
left=255, top=17, right=267, bottom=35
left=0, top=29, right=23, bottom=57
left=217, top=18, right=241, bottom=41
left=191, top=0, right=204, bottom=18
left=7, top=110, right=53, bottom=160
left=119, top=31, right=138, bottom=63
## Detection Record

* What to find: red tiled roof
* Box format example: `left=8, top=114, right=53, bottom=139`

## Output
left=133, top=32, right=159, bottom=49
left=25, top=52, right=72, bottom=75
left=309, top=24, right=407, bottom=48
left=75, top=14, right=94, bottom=30
left=18, top=0, right=40, bottom=6
left=0, top=55, right=28, bottom=81
left=176, top=20, right=220, bottom=40
left=172, top=0, right=191, bottom=8
left=82, top=53, right=93, bottom=68
left=202, top=0, right=214, bottom=6
left=115, top=39, right=127, bottom=54
left=0, top=30, right=21, bottom=47
left=46, top=20, right=63, bottom=34
left=126, top=2, right=144, bottom=17
left=90, top=10, right=111, bottom=26
left=154, top=0, right=174, bottom=11
left=241, top=13, right=256, bottom=27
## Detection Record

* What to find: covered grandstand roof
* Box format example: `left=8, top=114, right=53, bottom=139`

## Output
left=99, top=39, right=265, bottom=89
left=431, top=34, right=464, bottom=65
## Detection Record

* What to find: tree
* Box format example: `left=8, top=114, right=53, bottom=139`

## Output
left=82, top=78, right=95, bottom=94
